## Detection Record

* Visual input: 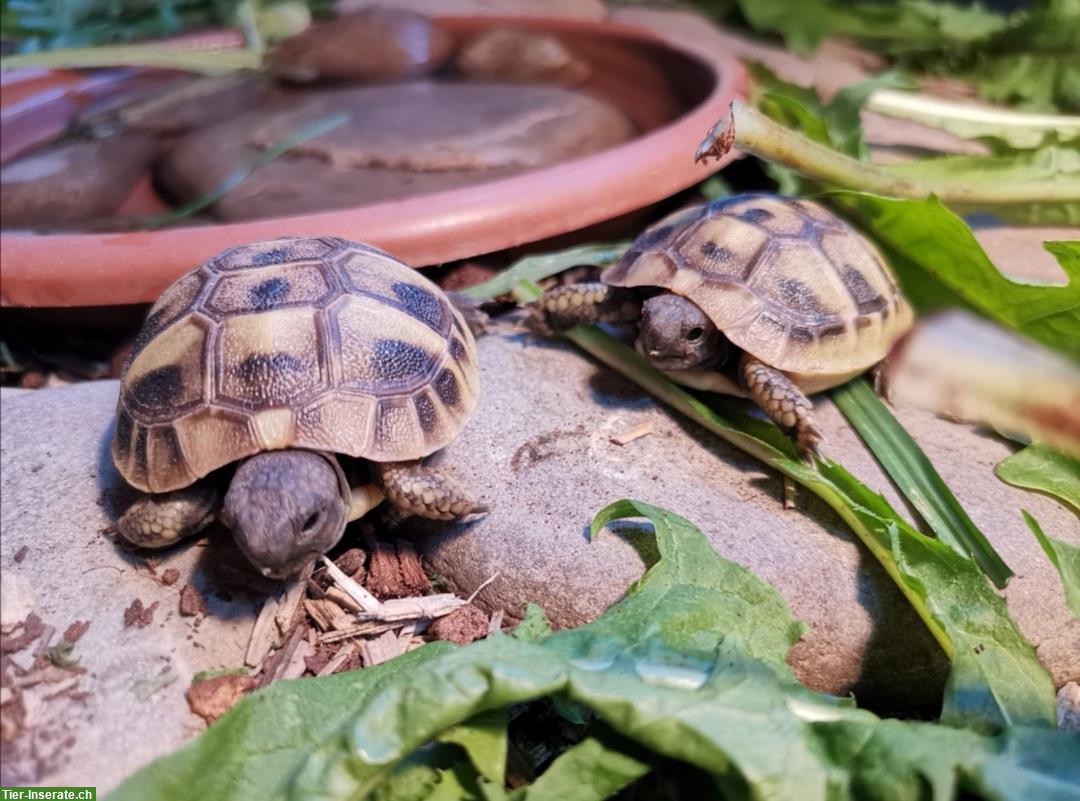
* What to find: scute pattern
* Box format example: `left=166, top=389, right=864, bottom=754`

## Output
left=114, top=237, right=479, bottom=492
left=602, top=194, right=913, bottom=375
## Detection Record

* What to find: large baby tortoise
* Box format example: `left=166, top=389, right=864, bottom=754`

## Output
left=532, top=194, right=913, bottom=453
left=112, top=236, right=485, bottom=578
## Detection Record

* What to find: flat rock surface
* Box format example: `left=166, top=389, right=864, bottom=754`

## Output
left=418, top=327, right=1080, bottom=712
left=0, top=383, right=262, bottom=791
left=2, top=324, right=1077, bottom=791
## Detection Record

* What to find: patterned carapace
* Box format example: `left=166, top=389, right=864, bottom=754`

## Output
left=113, top=237, right=479, bottom=493
left=602, top=194, right=913, bottom=376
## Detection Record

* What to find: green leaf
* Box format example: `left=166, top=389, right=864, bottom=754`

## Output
left=370, top=744, right=467, bottom=801
left=439, top=709, right=508, bottom=786
left=511, top=603, right=553, bottom=642
left=827, top=193, right=1080, bottom=359
left=735, top=0, right=1008, bottom=56
left=1022, top=511, right=1080, bottom=620
left=191, top=666, right=249, bottom=683
left=723, top=0, right=1078, bottom=111
left=831, top=378, right=1013, bottom=587
left=458, top=243, right=629, bottom=303
left=571, top=500, right=806, bottom=676
left=510, top=736, right=650, bottom=801
left=996, top=443, right=1080, bottom=515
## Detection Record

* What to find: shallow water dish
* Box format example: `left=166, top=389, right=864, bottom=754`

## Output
left=0, top=15, right=743, bottom=308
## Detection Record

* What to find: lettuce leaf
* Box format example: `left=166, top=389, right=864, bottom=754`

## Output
left=997, top=443, right=1080, bottom=516
left=107, top=501, right=1075, bottom=801
left=828, top=195, right=1080, bottom=359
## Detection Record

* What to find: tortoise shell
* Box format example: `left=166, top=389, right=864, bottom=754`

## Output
left=112, top=237, right=479, bottom=493
left=602, top=194, right=913, bottom=377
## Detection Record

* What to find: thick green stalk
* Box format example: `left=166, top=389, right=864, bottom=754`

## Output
left=865, top=88, right=1080, bottom=148
left=697, top=100, right=1080, bottom=203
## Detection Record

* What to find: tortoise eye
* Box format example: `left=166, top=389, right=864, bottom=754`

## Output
left=686, top=327, right=705, bottom=342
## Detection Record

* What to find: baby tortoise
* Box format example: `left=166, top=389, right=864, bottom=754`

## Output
left=532, top=194, right=913, bottom=453
left=112, top=236, right=485, bottom=578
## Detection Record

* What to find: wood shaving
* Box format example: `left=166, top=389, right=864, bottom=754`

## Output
left=609, top=420, right=654, bottom=446
left=324, top=586, right=361, bottom=613
left=245, top=595, right=282, bottom=667
left=321, top=556, right=381, bottom=612
left=366, top=539, right=430, bottom=599
left=274, top=565, right=312, bottom=637
left=315, top=644, right=356, bottom=677
left=280, top=640, right=315, bottom=681
left=359, top=630, right=408, bottom=667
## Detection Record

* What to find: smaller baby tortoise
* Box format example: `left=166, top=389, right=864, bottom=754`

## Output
left=112, top=236, right=485, bottom=578
left=532, top=194, right=913, bottom=453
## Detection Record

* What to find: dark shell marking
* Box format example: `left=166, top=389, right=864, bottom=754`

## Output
left=115, top=237, right=479, bottom=492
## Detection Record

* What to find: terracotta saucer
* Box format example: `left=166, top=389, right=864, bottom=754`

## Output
left=0, top=15, right=743, bottom=307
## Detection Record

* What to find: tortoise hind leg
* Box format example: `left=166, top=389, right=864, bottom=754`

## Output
left=739, top=353, right=824, bottom=457
left=375, top=460, right=488, bottom=521
left=117, top=483, right=219, bottom=548
left=529, top=283, right=641, bottom=334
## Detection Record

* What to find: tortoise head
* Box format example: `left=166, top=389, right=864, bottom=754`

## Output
left=222, top=450, right=347, bottom=579
left=636, top=293, right=728, bottom=371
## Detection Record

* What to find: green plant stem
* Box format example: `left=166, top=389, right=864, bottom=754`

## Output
left=865, top=88, right=1080, bottom=147
left=0, top=43, right=262, bottom=74
left=711, top=100, right=1080, bottom=203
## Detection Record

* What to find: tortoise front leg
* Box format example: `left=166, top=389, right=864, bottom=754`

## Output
left=117, top=483, right=219, bottom=548
left=739, top=353, right=824, bottom=456
left=374, top=460, right=488, bottom=521
left=529, top=283, right=641, bottom=334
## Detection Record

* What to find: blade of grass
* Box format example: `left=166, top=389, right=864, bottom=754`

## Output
left=831, top=377, right=1013, bottom=587
left=508, top=277, right=1055, bottom=729
left=458, top=243, right=630, bottom=303
left=0, top=43, right=262, bottom=74
left=1022, top=511, right=1080, bottom=620
left=137, top=111, right=347, bottom=228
